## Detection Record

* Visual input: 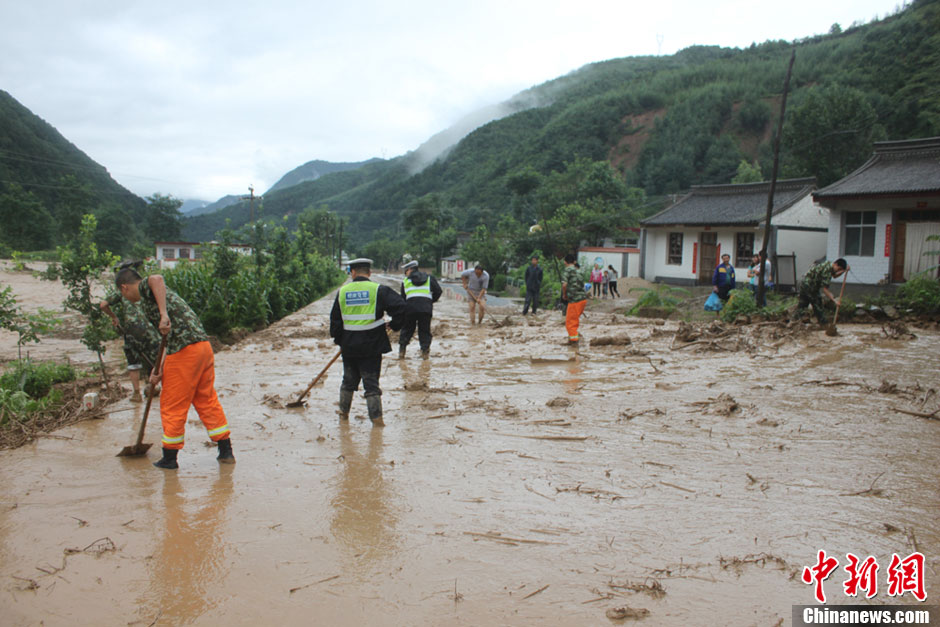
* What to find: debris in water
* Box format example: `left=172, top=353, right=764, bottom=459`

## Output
left=606, top=605, right=650, bottom=621
left=546, top=397, right=571, bottom=408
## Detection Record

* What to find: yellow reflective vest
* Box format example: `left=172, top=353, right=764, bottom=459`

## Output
left=338, top=281, right=384, bottom=331
left=402, top=276, right=431, bottom=299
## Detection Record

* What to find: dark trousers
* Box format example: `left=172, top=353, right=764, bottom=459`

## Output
left=609, top=279, right=620, bottom=297
left=716, top=284, right=732, bottom=301
left=341, top=354, right=382, bottom=397
left=523, top=287, right=540, bottom=314
left=399, top=312, right=432, bottom=351
left=797, top=288, right=827, bottom=323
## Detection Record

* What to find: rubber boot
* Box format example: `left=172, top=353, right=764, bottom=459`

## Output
left=153, top=448, right=179, bottom=470
left=421, top=349, right=430, bottom=360
left=216, top=438, right=236, bottom=464
left=398, top=346, right=406, bottom=359
left=338, top=389, right=353, bottom=421
left=366, top=395, right=384, bottom=427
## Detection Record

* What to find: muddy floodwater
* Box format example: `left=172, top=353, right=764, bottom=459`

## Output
left=1, top=270, right=938, bottom=626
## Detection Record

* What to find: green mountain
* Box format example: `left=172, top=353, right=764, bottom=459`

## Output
left=186, top=0, right=937, bottom=250
left=265, top=158, right=383, bottom=195
left=0, top=90, right=149, bottom=253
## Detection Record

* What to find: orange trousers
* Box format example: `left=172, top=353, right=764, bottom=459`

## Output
left=565, top=299, right=586, bottom=342
left=159, top=341, right=229, bottom=450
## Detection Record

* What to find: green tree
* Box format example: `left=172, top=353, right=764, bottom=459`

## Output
left=782, top=84, right=885, bottom=186
left=400, top=193, right=457, bottom=270
left=731, top=159, right=764, bottom=183
left=460, top=224, right=512, bottom=276
left=0, top=184, right=55, bottom=250
left=361, top=236, right=408, bottom=272
left=54, top=175, right=96, bottom=245
left=57, top=214, right=119, bottom=380
left=145, top=193, right=184, bottom=242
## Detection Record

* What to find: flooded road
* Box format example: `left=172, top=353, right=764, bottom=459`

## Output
left=1, top=271, right=938, bottom=625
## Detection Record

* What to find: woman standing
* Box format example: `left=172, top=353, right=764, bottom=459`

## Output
left=590, top=264, right=603, bottom=298
left=607, top=265, right=620, bottom=298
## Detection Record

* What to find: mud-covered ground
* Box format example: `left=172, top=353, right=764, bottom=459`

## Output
left=1, top=266, right=938, bottom=626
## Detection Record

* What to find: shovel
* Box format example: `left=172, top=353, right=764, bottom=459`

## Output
left=117, top=335, right=167, bottom=457
left=825, top=271, right=849, bottom=337
left=286, top=350, right=342, bottom=408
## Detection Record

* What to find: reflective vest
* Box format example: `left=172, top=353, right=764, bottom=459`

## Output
left=402, top=276, right=431, bottom=299
left=338, top=281, right=384, bottom=331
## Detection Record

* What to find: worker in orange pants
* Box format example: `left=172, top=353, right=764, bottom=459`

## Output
left=115, top=263, right=234, bottom=470
left=561, top=253, right=588, bottom=344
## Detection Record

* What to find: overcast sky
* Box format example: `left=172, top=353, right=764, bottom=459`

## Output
left=1, top=0, right=905, bottom=202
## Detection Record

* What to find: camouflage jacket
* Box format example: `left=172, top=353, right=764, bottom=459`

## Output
left=137, top=278, right=208, bottom=355
left=801, top=261, right=833, bottom=294
left=562, top=266, right=587, bottom=303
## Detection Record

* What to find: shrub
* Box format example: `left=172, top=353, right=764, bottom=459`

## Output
left=0, top=360, right=77, bottom=399
left=894, top=275, right=940, bottom=314
left=627, top=285, right=691, bottom=316
left=720, top=288, right=759, bottom=322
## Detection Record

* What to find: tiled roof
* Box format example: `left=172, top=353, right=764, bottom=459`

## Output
left=641, top=178, right=816, bottom=226
left=814, top=137, right=940, bottom=206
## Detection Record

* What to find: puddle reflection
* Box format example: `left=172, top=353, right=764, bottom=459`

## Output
left=329, top=425, right=398, bottom=574
left=144, top=469, right=233, bottom=624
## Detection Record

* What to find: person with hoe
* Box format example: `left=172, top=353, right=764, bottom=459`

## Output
left=561, top=253, right=588, bottom=344
left=398, top=260, right=442, bottom=360
left=331, top=258, right=406, bottom=426
left=796, top=258, right=849, bottom=324
left=114, top=265, right=235, bottom=470
left=461, top=265, right=489, bottom=325
left=522, top=255, right=543, bottom=315
left=100, top=267, right=162, bottom=402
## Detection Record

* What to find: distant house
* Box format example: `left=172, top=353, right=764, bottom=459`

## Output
left=639, top=178, right=828, bottom=290
left=441, top=256, right=469, bottom=280
left=577, top=246, right=642, bottom=279
left=154, top=241, right=252, bottom=270
left=813, top=137, right=940, bottom=284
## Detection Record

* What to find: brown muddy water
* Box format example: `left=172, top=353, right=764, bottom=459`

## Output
left=1, top=271, right=938, bottom=626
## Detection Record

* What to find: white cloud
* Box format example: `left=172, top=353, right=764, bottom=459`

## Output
left=0, top=0, right=907, bottom=200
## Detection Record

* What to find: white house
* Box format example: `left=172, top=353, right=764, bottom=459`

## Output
left=441, top=256, right=470, bottom=280
left=154, top=241, right=252, bottom=269
left=576, top=246, right=642, bottom=279
left=813, top=137, right=940, bottom=284
left=639, top=178, right=829, bottom=290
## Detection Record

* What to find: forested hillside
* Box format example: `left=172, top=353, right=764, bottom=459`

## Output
left=0, top=91, right=150, bottom=254
left=182, top=0, right=940, bottom=255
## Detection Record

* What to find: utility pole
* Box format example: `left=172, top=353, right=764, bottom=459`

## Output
left=243, top=185, right=256, bottom=223
left=758, top=49, right=796, bottom=308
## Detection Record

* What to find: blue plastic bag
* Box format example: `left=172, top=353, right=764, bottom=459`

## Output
left=704, top=292, right=723, bottom=312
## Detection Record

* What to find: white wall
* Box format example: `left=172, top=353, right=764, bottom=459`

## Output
left=826, top=205, right=894, bottom=285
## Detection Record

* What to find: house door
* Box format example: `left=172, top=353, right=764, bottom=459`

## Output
left=699, top=233, right=717, bottom=284
left=891, top=222, right=906, bottom=283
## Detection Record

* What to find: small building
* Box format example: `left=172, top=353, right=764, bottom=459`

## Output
left=639, top=178, right=828, bottom=289
left=813, top=136, right=940, bottom=284
left=576, top=246, right=642, bottom=279
left=441, top=256, right=470, bottom=280
left=154, top=241, right=252, bottom=270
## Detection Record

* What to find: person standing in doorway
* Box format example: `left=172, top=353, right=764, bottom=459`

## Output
left=522, top=255, right=543, bottom=315
left=712, top=253, right=736, bottom=302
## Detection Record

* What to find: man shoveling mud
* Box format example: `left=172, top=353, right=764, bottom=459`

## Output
left=330, top=258, right=406, bottom=426
left=398, top=260, right=442, bottom=359
left=461, top=265, right=489, bottom=325
left=795, top=258, right=849, bottom=324
left=115, top=266, right=235, bottom=469
left=561, top=254, right=587, bottom=344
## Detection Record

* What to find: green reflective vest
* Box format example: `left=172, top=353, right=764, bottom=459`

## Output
left=403, top=276, right=431, bottom=299
left=338, top=281, right=384, bottom=331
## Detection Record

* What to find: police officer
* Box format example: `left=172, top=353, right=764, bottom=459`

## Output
left=330, top=258, right=406, bottom=427
left=398, top=260, right=443, bottom=360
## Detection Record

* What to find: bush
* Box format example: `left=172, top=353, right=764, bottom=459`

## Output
left=627, top=285, right=690, bottom=316
left=720, top=288, right=759, bottom=322
left=0, top=360, right=77, bottom=399
left=491, top=274, right=507, bottom=293
left=894, top=275, right=940, bottom=314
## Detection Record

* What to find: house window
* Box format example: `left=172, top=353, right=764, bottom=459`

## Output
left=667, top=233, right=683, bottom=265
left=178, top=248, right=190, bottom=259
left=735, top=233, right=754, bottom=266
left=844, top=211, right=876, bottom=256
left=162, top=248, right=175, bottom=259
left=193, top=247, right=202, bottom=259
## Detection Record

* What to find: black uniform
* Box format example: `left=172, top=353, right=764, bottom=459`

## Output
left=523, top=263, right=544, bottom=314
left=329, top=276, right=406, bottom=398
left=399, top=270, right=443, bottom=353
